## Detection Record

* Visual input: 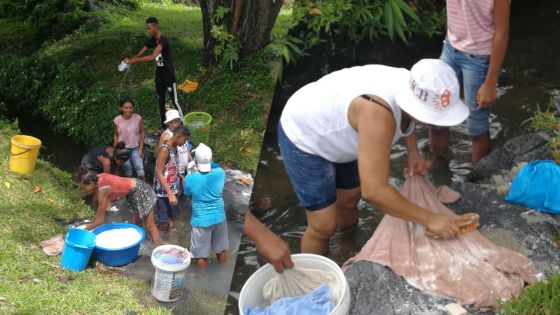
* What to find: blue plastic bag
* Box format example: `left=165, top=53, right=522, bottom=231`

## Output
left=505, top=160, right=560, bottom=213
left=244, top=284, right=334, bottom=315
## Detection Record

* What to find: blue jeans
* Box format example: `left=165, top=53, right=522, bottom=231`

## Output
left=439, top=41, right=491, bottom=136
left=277, top=122, right=360, bottom=211
left=122, top=146, right=145, bottom=178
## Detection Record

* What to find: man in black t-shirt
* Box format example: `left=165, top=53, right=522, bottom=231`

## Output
left=125, top=16, right=183, bottom=129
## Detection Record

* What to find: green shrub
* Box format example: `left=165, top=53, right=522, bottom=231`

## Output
left=39, top=63, right=119, bottom=146
left=283, top=0, right=445, bottom=64
left=0, top=54, right=49, bottom=114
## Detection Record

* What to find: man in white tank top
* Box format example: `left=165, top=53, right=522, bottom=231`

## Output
left=275, top=59, right=475, bottom=255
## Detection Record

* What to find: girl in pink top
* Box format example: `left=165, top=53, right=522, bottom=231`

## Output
left=114, top=99, right=146, bottom=179
left=430, top=0, right=510, bottom=165
left=77, top=166, right=163, bottom=244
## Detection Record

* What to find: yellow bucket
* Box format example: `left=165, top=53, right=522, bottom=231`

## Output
left=9, top=135, right=42, bottom=174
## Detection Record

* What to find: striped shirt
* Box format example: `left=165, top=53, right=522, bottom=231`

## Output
left=447, top=0, right=495, bottom=56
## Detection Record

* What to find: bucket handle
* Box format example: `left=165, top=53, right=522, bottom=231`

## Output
left=10, top=143, right=40, bottom=156
left=11, top=148, right=32, bottom=156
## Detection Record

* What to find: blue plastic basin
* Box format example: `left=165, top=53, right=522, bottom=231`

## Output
left=92, top=223, right=145, bottom=267
left=60, top=228, right=96, bottom=272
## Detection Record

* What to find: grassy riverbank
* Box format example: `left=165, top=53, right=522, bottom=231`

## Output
left=0, top=2, right=291, bottom=172
left=0, top=120, right=169, bottom=314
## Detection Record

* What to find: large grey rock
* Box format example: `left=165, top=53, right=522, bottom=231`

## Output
left=473, top=131, right=553, bottom=178
left=346, top=262, right=455, bottom=315
left=223, top=169, right=252, bottom=223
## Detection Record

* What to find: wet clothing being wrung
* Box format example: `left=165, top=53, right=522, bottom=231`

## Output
left=342, top=175, right=540, bottom=309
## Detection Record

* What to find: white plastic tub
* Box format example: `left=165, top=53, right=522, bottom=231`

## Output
left=239, top=253, right=350, bottom=315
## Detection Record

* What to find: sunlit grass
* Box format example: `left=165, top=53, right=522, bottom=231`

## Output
left=499, top=274, right=560, bottom=315
left=0, top=120, right=170, bottom=314
left=525, top=99, right=560, bottom=162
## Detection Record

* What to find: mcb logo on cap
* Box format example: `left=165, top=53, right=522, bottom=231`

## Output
left=396, top=59, right=469, bottom=127
left=409, top=77, right=455, bottom=112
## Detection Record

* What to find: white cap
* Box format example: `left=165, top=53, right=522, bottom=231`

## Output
left=164, top=109, right=181, bottom=124
left=395, top=59, right=469, bottom=126
left=192, top=143, right=212, bottom=172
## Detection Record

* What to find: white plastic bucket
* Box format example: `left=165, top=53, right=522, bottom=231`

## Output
left=151, top=245, right=191, bottom=302
left=238, top=253, right=351, bottom=315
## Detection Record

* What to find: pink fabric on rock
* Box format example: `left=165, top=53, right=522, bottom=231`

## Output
left=342, top=175, right=539, bottom=309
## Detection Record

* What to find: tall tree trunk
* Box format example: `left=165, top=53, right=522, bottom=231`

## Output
left=200, top=0, right=283, bottom=65
left=231, top=0, right=243, bottom=35
left=237, top=0, right=284, bottom=58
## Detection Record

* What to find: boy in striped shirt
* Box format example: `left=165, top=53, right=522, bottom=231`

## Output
left=430, top=0, right=510, bottom=165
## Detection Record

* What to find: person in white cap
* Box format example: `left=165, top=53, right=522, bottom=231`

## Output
left=184, top=143, right=228, bottom=269
left=261, top=58, right=476, bottom=258
left=159, top=109, right=193, bottom=180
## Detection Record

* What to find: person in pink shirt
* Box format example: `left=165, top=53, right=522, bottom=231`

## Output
left=430, top=0, right=510, bottom=165
left=114, top=99, right=145, bottom=180
left=77, top=166, right=163, bottom=244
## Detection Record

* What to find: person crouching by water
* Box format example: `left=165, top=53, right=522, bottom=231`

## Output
left=278, top=59, right=475, bottom=255
left=184, top=143, right=228, bottom=269
left=76, top=166, right=163, bottom=244
left=81, top=141, right=130, bottom=177
left=154, top=126, right=190, bottom=231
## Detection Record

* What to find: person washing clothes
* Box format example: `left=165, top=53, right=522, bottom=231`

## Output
left=113, top=99, right=145, bottom=180
left=159, top=109, right=192, bottom=185
left=184, top=144, right=228, bottom=269
left=76, top=166, right=163, bottom=244
left=80, top=142, right=130, bottom=176
left=276, top=59, right=477, bottom=256
left=123, top=17, right=184, bottom=130
left=430, top=0, right=510, bottom=166
left=154, top=126, right=190, bottom=231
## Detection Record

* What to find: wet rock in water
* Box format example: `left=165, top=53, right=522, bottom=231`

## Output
left=223, top=169, right=253, bottom=223
left=453, top=181, right=560, bottom=276
left=473, top=131, right=553, bottom=178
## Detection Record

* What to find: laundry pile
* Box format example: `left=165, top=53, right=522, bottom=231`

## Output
left=244, top=266, right=343, bottom=315
left=95, top=228, right=142, bottom=249
left=343, top=175, right=540, bottom=309
left=152, top=246, right=190, bottom=265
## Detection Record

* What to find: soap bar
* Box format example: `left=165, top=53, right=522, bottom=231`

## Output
left=445, top=303, right=467, bottom=315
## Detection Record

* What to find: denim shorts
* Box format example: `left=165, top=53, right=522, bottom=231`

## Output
left=435, top=41, right=491, bottom=137
left=278, top=122, right=360, bottom=211
left=122, top=146, right=145, bottom=178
